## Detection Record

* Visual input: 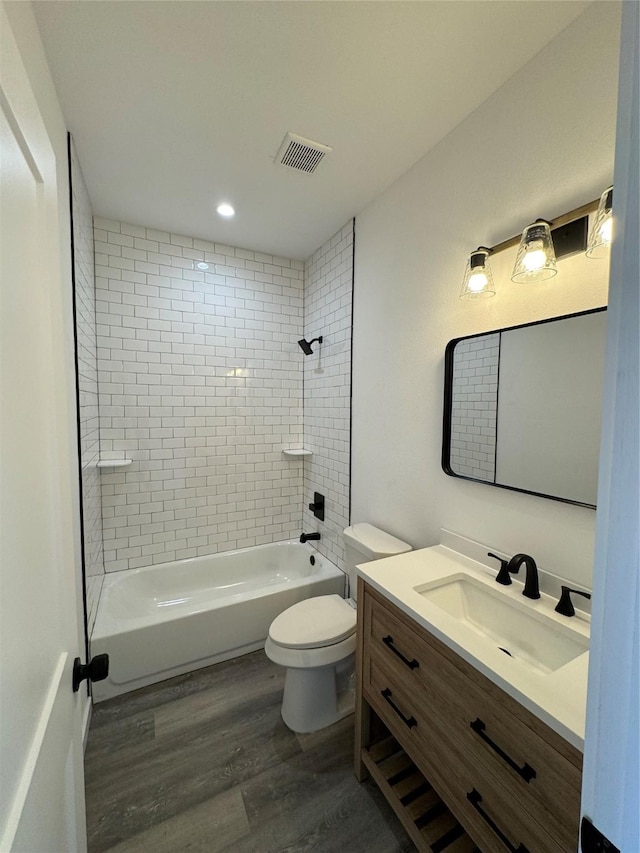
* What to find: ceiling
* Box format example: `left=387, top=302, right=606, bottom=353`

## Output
left=34, top=1, right=589, bottom=260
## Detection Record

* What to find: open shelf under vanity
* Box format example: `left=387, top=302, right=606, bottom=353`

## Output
left=362, top=722, right=480, bottom=853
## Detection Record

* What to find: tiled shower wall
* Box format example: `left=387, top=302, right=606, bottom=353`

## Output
left=94, top=218, right=304, bottom=572
left=70, top=141, right=105, bottom=632
left=301, top=221, right=354, bottom=572
left=449, top=333, right=499, bottom=481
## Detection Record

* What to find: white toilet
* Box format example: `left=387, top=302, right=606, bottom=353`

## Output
left=265, top=523, right=412, bottom=733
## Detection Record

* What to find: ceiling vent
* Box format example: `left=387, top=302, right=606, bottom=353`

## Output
left=275, top=132, right=332, bottom=175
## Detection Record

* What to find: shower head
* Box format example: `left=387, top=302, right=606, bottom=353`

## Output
left=298, top=336, right=323, bottom=355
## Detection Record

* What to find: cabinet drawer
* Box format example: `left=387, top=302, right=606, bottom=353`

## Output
left=365, top=656, right=567, bottom=853
left=363, top=587, right=581, bottom=851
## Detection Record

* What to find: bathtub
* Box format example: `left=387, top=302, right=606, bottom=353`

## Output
left=90, top=540, right=345, bottom=702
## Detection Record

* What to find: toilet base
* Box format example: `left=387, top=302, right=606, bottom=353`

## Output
left=280, top=654, right=355, bottom=733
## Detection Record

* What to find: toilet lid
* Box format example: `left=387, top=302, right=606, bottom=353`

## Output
left=269, top=595, right=356, bottom=649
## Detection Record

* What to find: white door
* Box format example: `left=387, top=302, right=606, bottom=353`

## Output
left=0, top=5, right=87, bottom=852
left=580, top=1, right=640, bottom=849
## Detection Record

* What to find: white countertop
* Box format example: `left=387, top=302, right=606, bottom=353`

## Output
left=357, top=543, right=590, bottom=751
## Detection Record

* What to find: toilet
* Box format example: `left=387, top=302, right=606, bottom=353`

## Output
left=265, top=523, right=412, bottom=733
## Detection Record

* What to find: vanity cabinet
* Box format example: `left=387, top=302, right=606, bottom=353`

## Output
left=355, top=580, right=583, bottom=853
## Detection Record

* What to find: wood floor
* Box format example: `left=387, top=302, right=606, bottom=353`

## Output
left=85, top=650, right=415, bottom=853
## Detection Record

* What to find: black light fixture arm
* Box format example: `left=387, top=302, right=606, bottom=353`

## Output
left=484, top=198, right=599, bottom=259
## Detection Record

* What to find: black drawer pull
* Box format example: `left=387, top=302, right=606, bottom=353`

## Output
left=466, top=788, right=529, bottom=853
left=382, top=635, right=419, bottom=669
left=381, top=687, right=417, bottom=729
left=470, top=718, right=536, bottom=783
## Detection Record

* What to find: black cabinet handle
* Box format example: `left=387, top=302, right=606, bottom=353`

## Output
left=381, top=687, right=417, bottom=729
left=382, top=635, right=419, bottom=670
left=470, top=718, right=536, bottom=783
left=466, top=789, right=529, bottom=852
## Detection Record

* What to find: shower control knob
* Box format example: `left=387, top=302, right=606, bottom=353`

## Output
left=72, top=653, right=109, bottom=693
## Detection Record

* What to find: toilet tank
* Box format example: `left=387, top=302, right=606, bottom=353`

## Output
left=343, top=523, right=411, bottom=599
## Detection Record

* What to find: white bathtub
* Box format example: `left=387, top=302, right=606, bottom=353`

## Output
left=90, top=540, right=345, bottom=701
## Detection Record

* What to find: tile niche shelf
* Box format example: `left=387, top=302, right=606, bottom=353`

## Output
left=282, top=449, right=313, bottom=458
left=97, top=459, right=132, bottom=469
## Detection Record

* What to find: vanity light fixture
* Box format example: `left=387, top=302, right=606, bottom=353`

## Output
left=586, top=186, right=613, bottom=258
left=511, top=220, right=558, bottom=283
left=461, top=193, right=605, bottom=303
left=460, top=247, right=495, bottom=299
left=216, top=202, right=235, bottom=218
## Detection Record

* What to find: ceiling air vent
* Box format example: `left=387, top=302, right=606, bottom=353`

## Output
left=276, top=132, right=332, bottom=175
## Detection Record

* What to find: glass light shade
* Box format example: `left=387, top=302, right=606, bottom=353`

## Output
left=511, top=221, right=557, bottom=283
left=460, top=249, right=495, bottom=299
left=586, top=186, right=613, bottom=259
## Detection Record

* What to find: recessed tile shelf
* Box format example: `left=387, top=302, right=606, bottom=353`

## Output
left=282, top=449, right=313, bottom=458
left=97, top=460, right=132, bottom=468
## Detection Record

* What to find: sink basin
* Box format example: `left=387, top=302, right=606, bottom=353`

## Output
left=414, top=573, right=588, bottom=674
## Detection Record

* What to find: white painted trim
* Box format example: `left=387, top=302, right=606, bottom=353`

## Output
left=0, top=653, right=68, bottom=851
left=81, top=695, right=92, bottom=753
left=581, top=2, right=640, bottom=847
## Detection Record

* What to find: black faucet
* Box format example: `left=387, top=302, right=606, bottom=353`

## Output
left=506, top=554, right=540, bottom=599
left=555, top=586, right=591, bottom=617
left=300, top=532, right=321, bottom=543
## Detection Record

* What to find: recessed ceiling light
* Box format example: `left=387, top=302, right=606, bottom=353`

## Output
left=216, top=203, right=235, bottom=218
left=196, top=261, right=209, bottom=270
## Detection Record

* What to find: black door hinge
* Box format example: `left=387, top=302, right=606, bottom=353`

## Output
left=581, top=817, right=620, bottom=853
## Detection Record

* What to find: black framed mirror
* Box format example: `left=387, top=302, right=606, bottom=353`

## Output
left=442, top=307, right=607, bottom=508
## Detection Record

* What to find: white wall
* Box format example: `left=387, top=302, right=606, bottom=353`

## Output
left=301, top=221, right=354, bottom=571
left=352, top=2, right=620, bottom=588
left=94, top=218, right=304, bottom=571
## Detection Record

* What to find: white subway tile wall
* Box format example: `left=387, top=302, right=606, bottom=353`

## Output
left=301, top=222, right=353, bottom=572
left=94, top=218, right=304, bottom=572
left=71, top=141, right=105, bottom=630
left=449, top=333, right=499, bottom=481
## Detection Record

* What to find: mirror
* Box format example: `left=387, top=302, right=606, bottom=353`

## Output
left=442, top=307, right=607, bottom=508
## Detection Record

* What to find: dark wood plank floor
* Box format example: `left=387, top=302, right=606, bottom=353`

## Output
left=85, top=650, right=415, bottom=853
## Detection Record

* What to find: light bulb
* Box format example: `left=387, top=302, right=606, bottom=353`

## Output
left=460, top=248, right=495, bottom=299
left=467, top=271, right=488, bottom=292
left=586, top=187, right=613, bottom=259
left=511, top=221, right=557, bottom=283
left=599, top=216, right=612, bottom=244
left=216, top=203, right=235, bottom=218
left=522, top=248, right=547, bottom=271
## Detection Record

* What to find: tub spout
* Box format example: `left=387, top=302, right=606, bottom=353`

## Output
left=300, top=532, right=321, bottom=543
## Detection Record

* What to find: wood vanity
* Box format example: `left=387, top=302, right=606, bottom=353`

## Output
left=355, top=579, right=583, bottom=853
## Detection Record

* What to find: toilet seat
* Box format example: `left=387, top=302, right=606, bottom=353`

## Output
left=268, top=594, right=356, bottom=650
